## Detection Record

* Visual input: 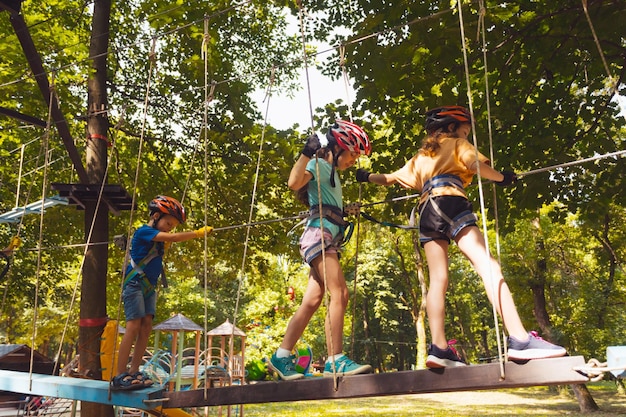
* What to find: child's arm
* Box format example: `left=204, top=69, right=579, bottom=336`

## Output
left=153, top=226, right=213, bottom=243
left=356, top=168, right=398, bottom=186
left=288, top=155, right=314, bottom=191
left=468, top=160, right=516, bottom=185
left=288, top=134, right=320, bottom=191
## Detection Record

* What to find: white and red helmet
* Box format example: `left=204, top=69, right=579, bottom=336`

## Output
left=326, top=120, right=371, bottom=156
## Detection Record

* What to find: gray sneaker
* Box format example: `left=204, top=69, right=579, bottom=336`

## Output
left=507, top=331, right=566, bottom=360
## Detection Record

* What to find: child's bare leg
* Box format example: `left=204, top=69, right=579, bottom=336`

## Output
left=128, top=315, right=153, bottom=374
left=423, top=239, right=451, bottom=348
left=117, top=318, right=141, bottom=375
left=456, top=227, right=527, bottom=340
left=314, top=254, right=348, bottom=355
left=280, top=274, right=323, bottom=351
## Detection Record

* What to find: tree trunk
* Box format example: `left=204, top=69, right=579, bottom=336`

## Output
left=530, top=217, right=597, bottom=412
left=571, top=384, right=599, bottom=412
left=79, top=1, right=114, bottom=416
left=529, top=218, right=556, bottom=340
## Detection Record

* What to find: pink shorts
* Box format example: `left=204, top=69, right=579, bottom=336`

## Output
left=299, top=227, right=340, bottom=265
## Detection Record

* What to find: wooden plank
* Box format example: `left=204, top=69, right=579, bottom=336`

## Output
left=0, top=370, right=165, bottom=410
left=164, top=356, right=589, bottom=408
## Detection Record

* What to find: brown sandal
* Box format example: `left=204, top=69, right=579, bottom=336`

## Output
left=132, top=371, right=153, bottom=387
left=111, top=372, right=144, bottom=390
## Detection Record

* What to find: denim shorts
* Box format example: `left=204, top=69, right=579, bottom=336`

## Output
left=122, top=279, right=156, bottom=321
left=299, top=227, right=340, bottom=265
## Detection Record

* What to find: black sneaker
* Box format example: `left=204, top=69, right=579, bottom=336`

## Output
left=507, top=331, right=566, bottom=360
left=426, top=339, right=467, bottom=368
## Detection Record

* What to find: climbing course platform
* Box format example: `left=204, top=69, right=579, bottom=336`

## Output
left=165, top=356, right=589, bottom=408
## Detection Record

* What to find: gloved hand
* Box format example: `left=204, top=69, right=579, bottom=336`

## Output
left=356, top=168, right=371, bottom=183
left=495, top=170, right=517, bottom=187
left=301, top=134, right=321, bottom=158
left=194, top=226, right=214, bottom=238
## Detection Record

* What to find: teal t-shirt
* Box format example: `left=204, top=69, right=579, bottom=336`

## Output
left=305, top=158, right=343, bottom=238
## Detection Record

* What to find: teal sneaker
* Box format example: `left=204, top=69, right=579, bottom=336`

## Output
left=323, top=355, right=372, bottom=377
left=269, top=353, right=304, bottom=381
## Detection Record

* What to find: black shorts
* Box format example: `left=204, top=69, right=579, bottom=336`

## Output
left=418, top=196, right=477, bottom=245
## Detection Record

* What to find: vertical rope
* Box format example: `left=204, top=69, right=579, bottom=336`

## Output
left=457, top=0, right=505, bottom=379
left=201, top=14, right=211, bottom=403
left=108, top=36, right=158, bottom=397
left=29, top=78, right=56, bottom=390
left=580, top=0, right=623, bottom=121
left=297, top=0, right=336, bottom=387
left=339, top=42, right=362, bottom=360
left=477, top=0, right=508, bottom=365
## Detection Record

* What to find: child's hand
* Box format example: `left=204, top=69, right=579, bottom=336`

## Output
left=495, top=170, right=517, bottom=186
left=301, top=134, right=321, bottom=158
left=194, top=226, right=214, bottom=238
left=356, top=168, right=371, bottom=182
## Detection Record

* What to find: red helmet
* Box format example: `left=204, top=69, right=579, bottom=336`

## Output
left=326, top=120, right=371, bottom=156
left=425, top=106, right=472, bottom=132
left=148, top=195, right=186, bottom=224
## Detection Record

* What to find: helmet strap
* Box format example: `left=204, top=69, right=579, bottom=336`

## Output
left=150, top=212, right=162, bottom=228
left=329, top=148, right=343, bottom=188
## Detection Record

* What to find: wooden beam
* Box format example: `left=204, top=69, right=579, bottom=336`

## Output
left=164, top=356, right=589, bottom=408
left=0, top=0, right=22, bottom=14
left=0, top=370, right=165, bottom=410
left=0, top=105, right=46, bottom=127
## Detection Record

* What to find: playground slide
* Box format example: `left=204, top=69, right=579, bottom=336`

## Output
left=146, top=406, right=194, bottom=417
left=100, top=319, right=120, bottom=382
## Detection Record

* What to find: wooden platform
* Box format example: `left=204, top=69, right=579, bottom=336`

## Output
left=164, top=356, right=589, bottom=408
left=0, top=357, right=589, bottom=410
left=0, top=370, right=164, bottom=410
left=51, top=183, right=135, bottom=216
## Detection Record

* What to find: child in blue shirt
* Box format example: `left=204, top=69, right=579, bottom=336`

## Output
left=111, top=195, right=213, bottom=390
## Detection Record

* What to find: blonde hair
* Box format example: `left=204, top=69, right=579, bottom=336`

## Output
left=420, top=129, right=462, bottom=157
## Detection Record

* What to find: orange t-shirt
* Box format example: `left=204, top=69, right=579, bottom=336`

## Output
left=389, top=136, right=490, bottom=204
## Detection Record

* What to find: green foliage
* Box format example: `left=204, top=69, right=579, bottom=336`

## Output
left=1, top=0, right=625, bottom=378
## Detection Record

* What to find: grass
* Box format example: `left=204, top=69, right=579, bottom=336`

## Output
left=205, top=383, right=626, bottom=417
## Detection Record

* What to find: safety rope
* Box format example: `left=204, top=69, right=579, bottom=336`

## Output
left=108, top=36, right=158, bottom=399
left=338, top=41, right=364, bottom=360
left=201, top=15, right=212, bottom=401
left=581, top=0, right=620, bottom=106
left=28, top=77, right=56, bottom=389
left=296, top=0, right=338, bottom=387
left=457, top=1, right=506, bottom=379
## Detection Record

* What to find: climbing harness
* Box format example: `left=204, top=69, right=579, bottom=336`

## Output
left=414, top=174, right=477, bottom=242
left=122, top=242, right=166, bottom=297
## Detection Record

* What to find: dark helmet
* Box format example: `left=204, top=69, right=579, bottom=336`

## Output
left=148, top=195, right=186, bottom=224
left=425, top=106, right=472, bottom=133
left=326, top=120, right=372, bottom=156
